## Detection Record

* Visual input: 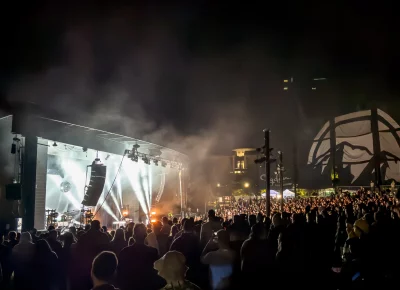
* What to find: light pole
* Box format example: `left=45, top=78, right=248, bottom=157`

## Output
left=278, top=151, right=284, bottom=212
left=264, top=129, right=271, bottom=218
left=255, top=129, right=274, bottom=218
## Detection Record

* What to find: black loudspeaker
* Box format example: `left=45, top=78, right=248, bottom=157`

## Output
left=82, top=164, right=107, bottom=206
left=6, top=183, right=22, bottom=200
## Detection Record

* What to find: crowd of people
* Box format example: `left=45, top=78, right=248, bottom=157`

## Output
left=1, top=188, right=400, bottom=290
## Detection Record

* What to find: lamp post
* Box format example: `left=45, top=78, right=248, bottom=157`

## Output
left=255, top=129, right=274, bottom=218
left=264, top=129, right=271, bottom=218
left=278, top=151, right=284, bottom=212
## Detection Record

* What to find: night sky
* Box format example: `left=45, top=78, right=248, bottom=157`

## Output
left=0, top=1, right=398, bottom=160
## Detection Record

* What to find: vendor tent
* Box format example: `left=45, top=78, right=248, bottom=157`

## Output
left=283, top=189, right=295, bottom=197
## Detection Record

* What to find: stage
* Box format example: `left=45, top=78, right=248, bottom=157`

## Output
left=0, top=104, right=189, bottom=231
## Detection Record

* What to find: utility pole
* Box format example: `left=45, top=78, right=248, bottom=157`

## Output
left=264, top=129, right=271, bottom=218
left=278, top=151, right=284, bottom=212
left=255, top=129, right=274, bottom=218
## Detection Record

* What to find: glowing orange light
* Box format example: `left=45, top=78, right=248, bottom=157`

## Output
left=122, top=211, right=128, bottom=216
left=151, top=219, right=156, bottom=223
left=151, top=211, right=156, bottom=215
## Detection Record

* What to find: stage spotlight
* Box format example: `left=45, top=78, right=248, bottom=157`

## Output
left=153, top=159, right=159, bottom=166
left=60, top=181, right=72, bottom=193
left=93, top=157, right=102, bottom=165
left=53, top=142, right=58, bottom=147
left=161, top=161, right=167, bottom=167
left=142, top=156, right=150, bottom=165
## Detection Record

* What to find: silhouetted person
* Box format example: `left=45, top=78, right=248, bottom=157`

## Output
left=91, top=251, right=119, bottom=290
left=72, top=220, right=110, bottom=290
left=110, top=229, right=127, bottom=256
left=170, top=219, right=201, bottom=284
left=200, top=210, right=222, bottom=247
left=47, top=229, right=63, bottom=257
left=201, top=230, right=235, bottom=290
left=0, top=234, right=12, bottom=287
left=12, top=232, right=35, bottom=290
left=117, top=223, right=166, bottom=290
left=4, top=231, right=18, bottom=248
left=60, top=232, right=75, bottom=290
left=32, top=239, right=59, bottom=290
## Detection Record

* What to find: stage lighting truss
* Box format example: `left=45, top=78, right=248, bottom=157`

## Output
left=124, top=144, right=184, bottom=170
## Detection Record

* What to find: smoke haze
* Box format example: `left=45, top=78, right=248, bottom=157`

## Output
left=2, top=3, right=398, bottom=198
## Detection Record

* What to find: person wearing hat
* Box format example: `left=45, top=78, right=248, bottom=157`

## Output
left=154, top=251, right=201, bottom=290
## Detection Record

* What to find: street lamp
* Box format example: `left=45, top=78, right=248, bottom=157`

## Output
left=244, top=182, right=250, bottom=188
left=217, top=183, right=221, bottom=187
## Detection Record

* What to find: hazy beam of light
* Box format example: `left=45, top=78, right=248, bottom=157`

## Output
left=96, top=186, right=119, bottom=222
left=62, top=159, right=86, bottom=201
left=155, top=173, right=166, bottom=203
left=140, top=164, right=150, bottom=213
left=179, top=170, right=183, bottom=214
left=110, top=162, right=122, bottom=217
left=100, top=201, right=119, bottom=221
left=123, top=159, right=148, bottom=215
left=148, top=165, right=152, bottom=208
left=116, top=165, right=123, bottom=207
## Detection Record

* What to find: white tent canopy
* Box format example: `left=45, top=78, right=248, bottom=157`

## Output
left=283, top=189, right=295, bottom=197
left=261, top=189, right=295, bottom=198
left=261, top=190, right=279, bottom=197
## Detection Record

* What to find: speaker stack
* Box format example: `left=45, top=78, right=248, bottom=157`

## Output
left=82, top=164, right=107, bottom=206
